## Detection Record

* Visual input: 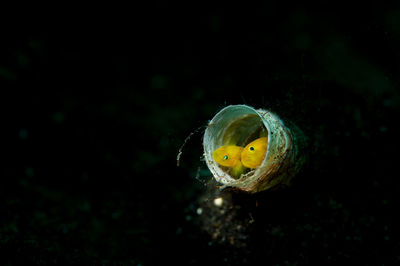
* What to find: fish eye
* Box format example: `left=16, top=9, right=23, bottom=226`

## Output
left=249, top=147, right=255, bottom=151
left=223, top=155, right=229, bottom=160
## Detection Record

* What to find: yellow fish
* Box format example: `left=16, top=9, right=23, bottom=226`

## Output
left=241, top=137, right=268, bottom=168
left=212, top=145, right=246, bottom=177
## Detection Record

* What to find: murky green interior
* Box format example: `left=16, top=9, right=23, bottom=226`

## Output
left=222, top=114, right=267, bottom=147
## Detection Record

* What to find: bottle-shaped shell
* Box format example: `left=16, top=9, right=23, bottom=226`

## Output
left=203, top=105, right=306, bottom=193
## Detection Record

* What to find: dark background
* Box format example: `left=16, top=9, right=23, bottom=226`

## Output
left=2, top=4, right=400, bottom=265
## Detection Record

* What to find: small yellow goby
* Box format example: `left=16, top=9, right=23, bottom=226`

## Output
left=212, top=145, right=246, bottom=177
left=241, top=137, right=268, bottom=169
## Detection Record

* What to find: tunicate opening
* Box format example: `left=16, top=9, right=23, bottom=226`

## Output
left=204, top=104, right=304, bottom=192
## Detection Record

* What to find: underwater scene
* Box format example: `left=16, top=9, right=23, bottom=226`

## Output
left=2, top=4, right=400, bottom=265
